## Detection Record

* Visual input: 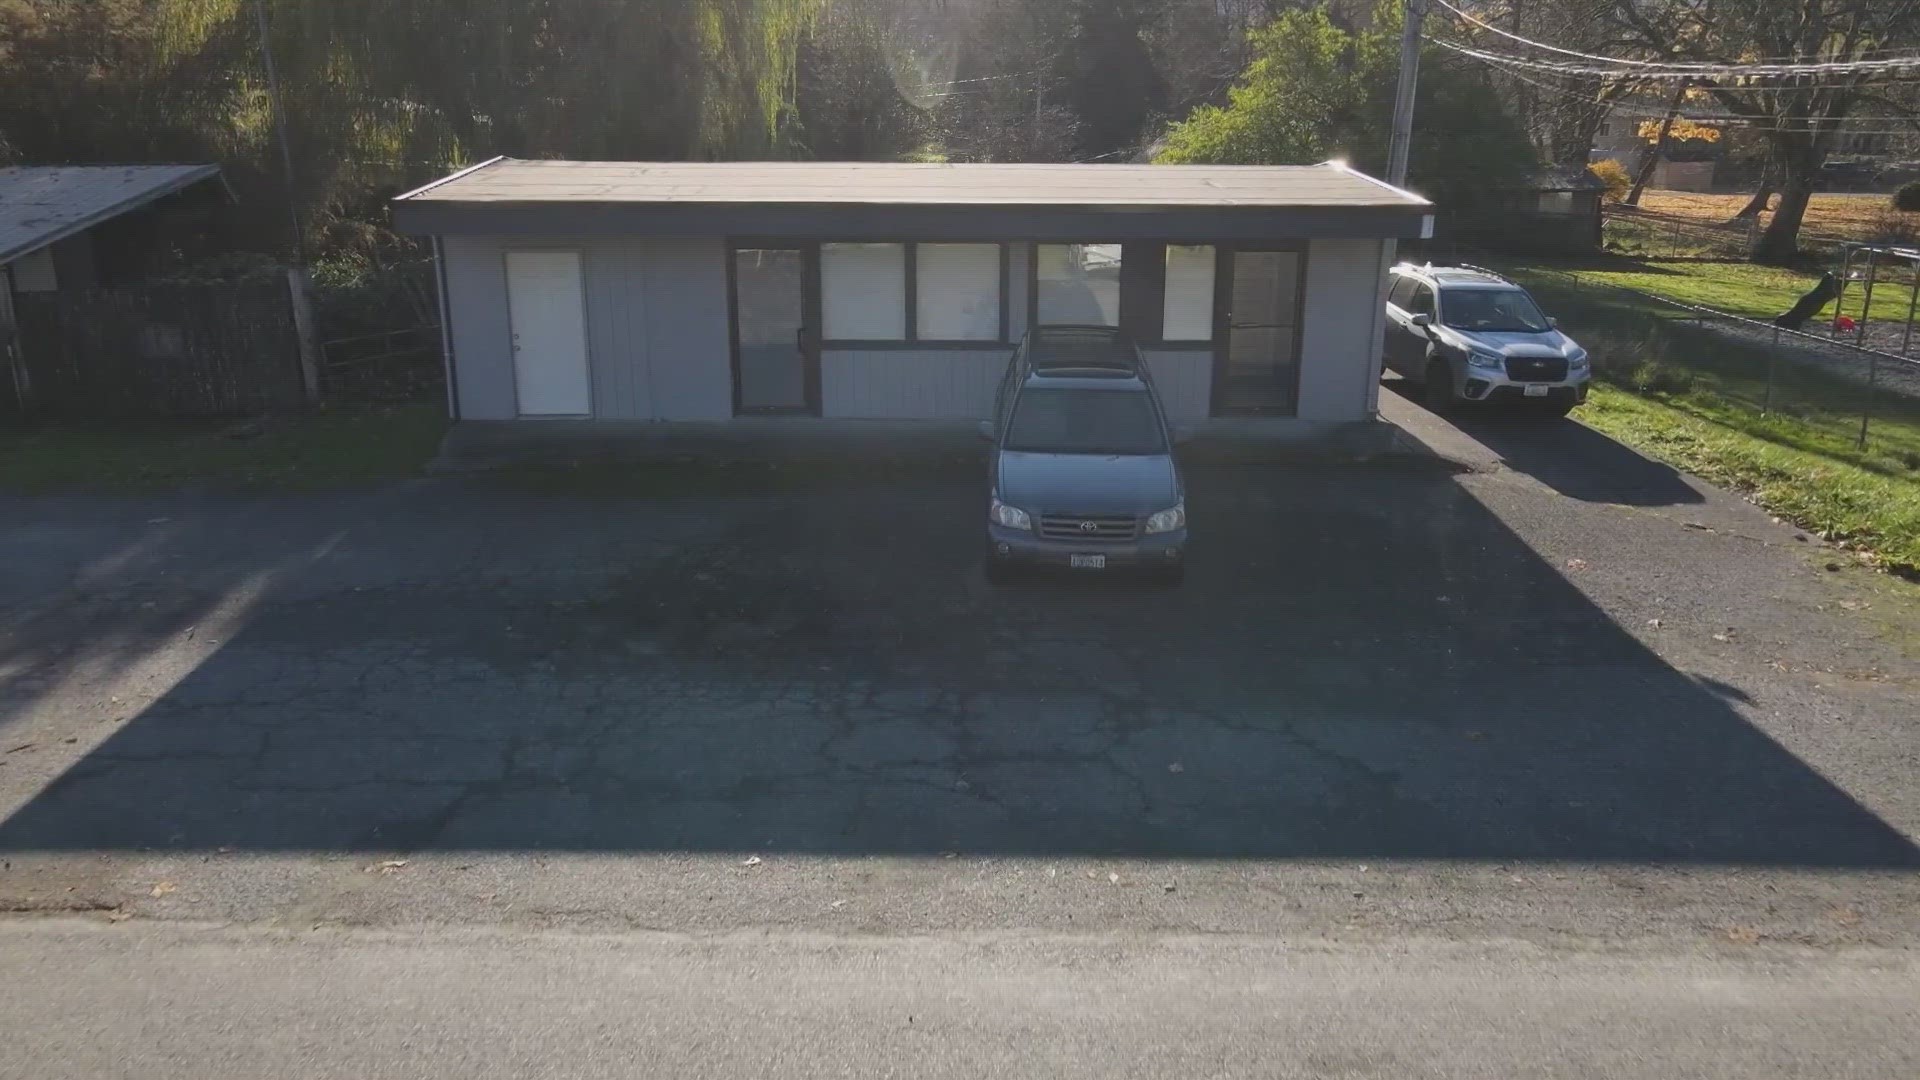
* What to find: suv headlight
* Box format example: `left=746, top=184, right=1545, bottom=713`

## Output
left=1466, top=349, right=1504, bottom=372
left=1567, top=347, right=1589, bottom=369
left=1144, top=503, right=1186, bottom=535
left=990, top=498, right=1031, bottom=531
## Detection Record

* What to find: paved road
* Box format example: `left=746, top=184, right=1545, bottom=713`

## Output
left=4, top=918, right=1916, bottom=1080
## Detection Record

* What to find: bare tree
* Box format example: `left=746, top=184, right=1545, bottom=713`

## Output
left=1613, top=0, right=1920, bottom=263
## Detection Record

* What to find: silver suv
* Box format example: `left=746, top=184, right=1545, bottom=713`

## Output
left=1383, top=264, right=1590, bottom=416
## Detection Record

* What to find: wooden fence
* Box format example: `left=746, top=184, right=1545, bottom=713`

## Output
left=7, top=283, right=307, bottom=418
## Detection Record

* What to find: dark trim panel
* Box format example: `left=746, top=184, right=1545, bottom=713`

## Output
left=432, top=236, right=460, bottom=420
left=820, top=340, right=1011, bottom=352
left=394, top=203, right=1433, bottom=241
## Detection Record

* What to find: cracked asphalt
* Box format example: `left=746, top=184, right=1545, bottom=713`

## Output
left=2, top=406, right=1919, bottom=950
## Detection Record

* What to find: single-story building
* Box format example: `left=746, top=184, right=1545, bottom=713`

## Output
left=1, top=164, right=228, bottom=296
left=392, top=158, right=1432, bottom=433
left=2, top=164, right=233, bottom=412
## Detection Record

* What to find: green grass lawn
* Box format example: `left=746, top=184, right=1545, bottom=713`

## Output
left=1528, top=258, right=1908, bottom=324
left=1492, top=257, right=1920, bottom=574
left=0, top=406, right=449, bottom=493
left=1580, top=386, right=1920, bottom=573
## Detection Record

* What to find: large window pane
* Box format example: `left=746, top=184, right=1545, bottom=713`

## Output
left=916, top=244, right=1001, bottom=341
left=822, top=242, right=906, bottom=340
left=1036, top=243, right=1122, bottom=326
left=1162, top=245, right=1216, bottom=341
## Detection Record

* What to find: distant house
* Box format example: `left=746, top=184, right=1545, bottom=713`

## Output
left=1, top=165, right=312, bottom=418
left=392, top=158, right=1433, bottom=434
left=0, top=165, right=228, bottom=297
left=2, top=165, right=232, bottom=409
left=1439, top=168, right=1605, bottom=256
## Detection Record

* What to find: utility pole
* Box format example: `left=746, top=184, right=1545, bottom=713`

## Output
left=1386, top=0, right=1427, bottom=188
left=253, top=0, right=322, bottom=405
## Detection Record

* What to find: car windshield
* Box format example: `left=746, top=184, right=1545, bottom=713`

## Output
left=1004, top=388, right=1166, bottom=455
left=1442, top=288, right=1552, bottom=333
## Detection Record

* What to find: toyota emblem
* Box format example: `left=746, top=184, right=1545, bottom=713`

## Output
left=1079, top=521, right=1100, bottom=533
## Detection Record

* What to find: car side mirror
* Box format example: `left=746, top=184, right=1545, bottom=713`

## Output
left=1547, top=317, right=1559, bottom=329
left=977, top=420, right=995, bottom=441
left=1410, top=313, right=1432, bottom=329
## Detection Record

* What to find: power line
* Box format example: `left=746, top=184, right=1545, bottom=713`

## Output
left=1427, top=33, right=1920, bottom=82
left=1475, top=54, right=1920, bottom=134
left=1428, top=0, right=1920, bottom=70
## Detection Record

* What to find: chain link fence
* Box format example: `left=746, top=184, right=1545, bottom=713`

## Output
left=1601, top=208, right=1851, bottom=263
left=1498, top=262, right=1920, bottom=464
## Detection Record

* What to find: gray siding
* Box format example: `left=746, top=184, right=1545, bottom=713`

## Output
left=822, top=349, right=1008, bottom=419
left=442, top=236, right=515, bottom=419
left=1297, top=238, right=1389, bottom=426
left=632, top=238, right=731, bottom=420
left=440, top=236, right=732, bottom=421
left=1141, top=350, right=1211, bottom=423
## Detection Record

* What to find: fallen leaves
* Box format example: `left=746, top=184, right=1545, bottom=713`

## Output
left=149, top=881, right=176, bottom=898
left=1564, top=558, right=1589, bottom=572
left=365, top=859, right=408, bottom=875
left=1167, top=762, right=1185, bottom=774
left=1724, top=925, right=1761, bottom=945
left=740, top=855, right=763, bottom=867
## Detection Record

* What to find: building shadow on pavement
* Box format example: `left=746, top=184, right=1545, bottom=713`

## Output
left=0, top=465, right=1912, bottom=867
left=1382, top=378, right=1706, bottom=507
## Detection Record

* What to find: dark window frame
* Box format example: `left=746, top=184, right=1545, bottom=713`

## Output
left=817, top=239, right=1012, bottom=350
left=1209, top=244, right=1311, bottom=419
left=727, top=239, right=822, bottom=417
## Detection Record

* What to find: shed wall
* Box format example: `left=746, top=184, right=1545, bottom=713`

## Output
left=441, top=236, right=732, bottom=420
left=1297, top=238, right=1390, bottom=426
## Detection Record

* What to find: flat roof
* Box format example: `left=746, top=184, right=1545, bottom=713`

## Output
left=0, top=164, right=222, bottom=264
left=397, top=158, right=1430, bottom=210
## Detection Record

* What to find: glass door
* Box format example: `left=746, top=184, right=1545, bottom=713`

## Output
left=731, top=246, right=817, bottom=414
left=1218, top=249, right=1302, bottom=415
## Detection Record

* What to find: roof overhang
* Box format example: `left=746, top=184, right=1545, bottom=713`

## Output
left=390, top=158, right=1435, bottom=242
left=0, top=164, right=224, bottom=264
left=391, top=200, right=1434, bottom=241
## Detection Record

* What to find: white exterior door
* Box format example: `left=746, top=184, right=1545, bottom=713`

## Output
left=506, top=250, right=591, bottom=416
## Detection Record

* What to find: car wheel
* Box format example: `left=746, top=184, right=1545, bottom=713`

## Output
left=1423, top=359, right=1454, bottom=413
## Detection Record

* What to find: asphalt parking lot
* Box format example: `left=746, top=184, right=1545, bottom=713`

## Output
left=2, top=412, right=1918, bottom=941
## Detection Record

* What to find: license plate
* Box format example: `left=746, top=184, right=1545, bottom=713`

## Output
left=1069, top=554, right=1106, bottom=570
left=1523, top=384, right=1551, bottom=398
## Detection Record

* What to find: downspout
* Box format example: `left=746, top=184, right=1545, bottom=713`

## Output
left=433, top=236, right=460, bottom=420
left=1366, top=238, right=1398, bottom=419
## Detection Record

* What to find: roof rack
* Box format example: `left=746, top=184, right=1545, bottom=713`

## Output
left=1026, top=325, right=1142, bottom=375
left=1446, top=263, right=1518, bottom=287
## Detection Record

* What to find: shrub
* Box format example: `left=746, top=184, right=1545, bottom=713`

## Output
left=1867, top=206, right=1920, bottom=245
left=1627, top=360, right=1698, bottom=395
left=1589, top=159, right=1633, bottom=203
left=1894, top=180, right=1920, bottom=212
